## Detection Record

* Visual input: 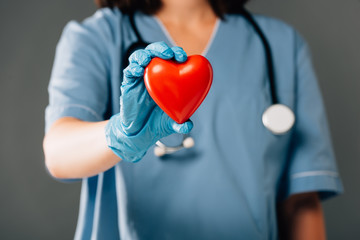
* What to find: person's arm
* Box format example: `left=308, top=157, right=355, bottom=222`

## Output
left=43, top=117, right=121, bottom=179
left=277, top=192, right=326, bottom=240
left=44, top=42, right=192, bottom=180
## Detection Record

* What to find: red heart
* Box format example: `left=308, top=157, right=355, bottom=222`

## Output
left=144, top=55, right=213, bottom=124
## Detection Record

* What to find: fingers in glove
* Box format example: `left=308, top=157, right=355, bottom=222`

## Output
left=171, top=46, right=187, bottom=62
left=129, top=49, right=152, bottom=67
left=121, top=62, right=155, bottom=132
left=171, top=120, right=193, bottom=134
left=145, top=41, right=174, bottom=59
left=156, top=108, right=193, bottom=136
left=123, top=62, right=144, bottom=84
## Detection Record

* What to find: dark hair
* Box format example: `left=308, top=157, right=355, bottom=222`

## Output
left=94, top=0, right=250, bottom=18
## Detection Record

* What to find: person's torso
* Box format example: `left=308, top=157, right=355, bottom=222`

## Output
left=75, top=8, right=299, bottom=240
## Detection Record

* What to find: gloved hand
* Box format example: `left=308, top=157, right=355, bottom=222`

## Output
left=105, top=41, right=193, bottom=163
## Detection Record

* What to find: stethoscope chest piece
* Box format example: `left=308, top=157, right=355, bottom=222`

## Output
left=154, top=136, right=195, bottom=157
left=262, top=104, right=295, bottom=135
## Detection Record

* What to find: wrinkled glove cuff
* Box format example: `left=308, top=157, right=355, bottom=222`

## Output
left=105, top=114, right=147, bottom=163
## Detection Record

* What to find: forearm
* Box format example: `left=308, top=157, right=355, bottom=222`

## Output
left=277, top=192, right=326, bottom=240
left=43, top=117, right=121, bottom=179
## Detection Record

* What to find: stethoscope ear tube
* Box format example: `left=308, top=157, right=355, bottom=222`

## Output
left=240, top=8, right=295, bottom=134
left=123, top=41, right=149, bottom=66
left=122, top=13, right=150, bottom=67
left=240, top=8, right=278, bottom=105
left=124, top=10, right=296, bottom=159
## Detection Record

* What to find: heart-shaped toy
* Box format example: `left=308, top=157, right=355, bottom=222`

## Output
left=144, top=55, right=213, bottom=124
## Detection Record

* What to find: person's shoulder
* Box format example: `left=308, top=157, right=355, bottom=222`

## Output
left=225, top=13, right=304, bottom=45
left=240, top=13, right=308, bottom=54
left=253, top=14, right=298, bottom=38
left=61, top=7, right=124, bottom=46
left=81, top=7, right=123, bottom=30
left=255, top=14, right=308, bottom=52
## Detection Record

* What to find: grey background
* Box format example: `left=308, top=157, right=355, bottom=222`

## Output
left=0, top=0, right=359, bottom=239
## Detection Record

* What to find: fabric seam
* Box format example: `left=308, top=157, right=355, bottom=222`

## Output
left=291, top=171, right=339, bottom=179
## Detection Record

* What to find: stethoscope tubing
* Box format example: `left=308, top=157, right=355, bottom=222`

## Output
left=122, top=9, right=295, bottom=156
left=124, top=9, right=279, bottom=105
left=239, top=9, right=278, bottom=104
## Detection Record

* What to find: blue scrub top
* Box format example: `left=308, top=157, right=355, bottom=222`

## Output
left=46, top=8, right=343, bottom=240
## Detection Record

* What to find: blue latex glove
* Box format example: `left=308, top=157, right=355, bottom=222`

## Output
left=105, top=42, right=193, bottom=162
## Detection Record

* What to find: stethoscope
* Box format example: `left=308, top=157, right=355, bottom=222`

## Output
left=123, top=9, right=295, bottom=157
